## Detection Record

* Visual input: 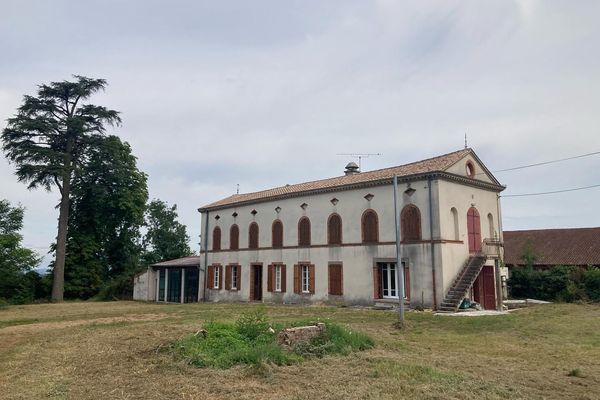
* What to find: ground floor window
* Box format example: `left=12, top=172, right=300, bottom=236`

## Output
left=328, top=263, right=343, bottom=296
left=376, top=262, right=409, bottom=300
left=301, top=265, right=310, bottom=293
left=275, top=265, right=282, bottom=291
left=213, top=266, right=220, bottom=289
left=294, top=263, right=314, bottom=294
left=184, top=268, right=199, bottom=303
left=231, top=265, right=238, bottom=290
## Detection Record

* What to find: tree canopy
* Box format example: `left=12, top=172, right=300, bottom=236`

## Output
left=0, top=199, right=41, bottom=304
left=1, top=76, right=121, bottom=301
left=142, top=199, right=193, bottom=266
left=64, top=136, right=148, bottom=299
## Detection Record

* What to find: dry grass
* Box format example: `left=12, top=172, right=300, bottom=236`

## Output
left=0, top=301, right=599, bottom=400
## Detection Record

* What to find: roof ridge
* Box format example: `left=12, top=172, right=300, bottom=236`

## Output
left=231, top=148, right=470, bottom=198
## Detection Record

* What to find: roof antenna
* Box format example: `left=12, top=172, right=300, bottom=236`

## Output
left=464, top=133, right=468, bottom=149
left=336, top=153, right=382, bottom=171
left=236, top=184, right=239, bottom=194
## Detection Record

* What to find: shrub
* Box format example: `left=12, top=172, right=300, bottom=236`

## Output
left=172, top=310, right=374, bottom=369
left=508, top=265, right=600, bottom=302
left=583, top=267, right=600, bottom=301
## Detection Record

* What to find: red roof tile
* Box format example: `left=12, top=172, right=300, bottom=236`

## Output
left=503, top=228, right=600, bottom=266
left=200, top=148, right=494, bottom=210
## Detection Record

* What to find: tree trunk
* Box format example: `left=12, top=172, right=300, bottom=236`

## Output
left=51, top=172, right=71, bottom=302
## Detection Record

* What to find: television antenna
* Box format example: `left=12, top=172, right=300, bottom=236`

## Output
left=336, top=153, right=382, bottom=171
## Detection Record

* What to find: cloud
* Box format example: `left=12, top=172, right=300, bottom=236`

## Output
left=1, top=0, right=599, bottom=265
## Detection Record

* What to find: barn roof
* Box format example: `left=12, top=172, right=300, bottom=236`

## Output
left=503, top=228, right=600, bottom=267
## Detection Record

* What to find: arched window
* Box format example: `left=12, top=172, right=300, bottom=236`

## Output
left=401, top=205, right=421, bottom=241
left=361, top=209, right=379, bottom=243
left=327, top=213, right=342, bottom=245
left=272, top=220, right=283, bottom=248
left=298, top=217, right=311, bottom=246
left=229, top=224, right=239, bottom=250
left=487, top=213, right=495, bottom=240
left=212, top=226, right=221, bottom=251
left=248, top=222, right=259, bottom=249
left=467, top=207, right=481, bottom=252
left=451, top=207, right=459, bottom=241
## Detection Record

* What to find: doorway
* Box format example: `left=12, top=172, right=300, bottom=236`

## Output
left=467, top=207, right=481, bottom=253
left=250, top=264, right=263, bottom=301
left=473, top=264, right=496, bottom=310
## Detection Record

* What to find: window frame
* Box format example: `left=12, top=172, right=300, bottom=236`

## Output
left=274, top=264, right=282, bottom=292
left=213, top=266, right=220, bottom=289
left=301, top=264, right=310, bottom=293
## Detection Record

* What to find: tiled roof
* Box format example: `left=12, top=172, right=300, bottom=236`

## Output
left=503, top=228, right=600, bottom=266
left=201, top=148, right=488, bottom=210
left=151, top=256, right=200, bottom=268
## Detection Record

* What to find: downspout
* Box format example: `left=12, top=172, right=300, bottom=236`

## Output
left=495, top=193, right=504, bottom=310
left=428, top=177, right=437, bottom=309
left=201, top=209, right=210, bottom=301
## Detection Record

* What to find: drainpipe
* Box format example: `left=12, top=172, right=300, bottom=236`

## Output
left=495, top=193, right=504, bottom=310
left=428, top=177, right=437, bottom=309
left=201, top=209, right=210, bottom=301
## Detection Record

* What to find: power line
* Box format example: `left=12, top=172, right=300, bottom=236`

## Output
left=502, top=183, right=600, bottom=198
left=491, top=150, right=600, bottom=173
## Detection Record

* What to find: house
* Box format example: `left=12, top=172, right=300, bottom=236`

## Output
left=503, top=227, right=600, bottom=269
left=134, top=148, right=506, bottom=311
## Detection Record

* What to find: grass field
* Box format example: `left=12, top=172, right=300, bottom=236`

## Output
left=0, top=301, right=599, bottom=400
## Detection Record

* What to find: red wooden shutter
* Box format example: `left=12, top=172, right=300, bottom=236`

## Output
left=298, top=217, right=311, bottom=246
left=249, top=223, right=259, bottom=249
left=272, top=220, right=283, bottom=248
left=236, top=265, right=241, bottom=291
left=309, top=264, right=315, bottom=294
left=328, top=214, right=342, bottom=245
left=281, top=265, right=287, bottom=292
left=401, top=205, right=422, bottom=241
left=328, top=264, right=343, bottom=295
left=362, top=210, right=379, bottom=243
left=230, top=225, right=239, bottom=250
left=206, top=266, right=214, bottom=289
left=225, top=265, right=231, bottom=290
left=267, top=264, right=274, bottom=292
left=212, top=227, right=221, bottom=250
left=467, top=208, right=481, bottom=252
left=372, top=265, right=381, bottom=299
left=218, top=265, right=223, bottom=289
left=293, top=264, right=300, bottom=294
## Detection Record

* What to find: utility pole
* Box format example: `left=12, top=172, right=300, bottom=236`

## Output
left=336, top=153, right=382, bottom=170
left=393, top=175, right=405, bottom=325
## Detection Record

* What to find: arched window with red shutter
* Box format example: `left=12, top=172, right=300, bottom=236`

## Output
left=361, top=209, right=379, bottom=243
left=212, top=226, right=221, bottom=251
left=327, top=213, right=342, bottom=245
left=467, top=207, right=481, bottom=252
left=401, top=204, right=422, bottom=242
left=248, top=222, right=259, bottom=249
left=298, top=217, right=311, bottom=246
left=229, top=224, right=239, bottom=250
left=272, top=220, right=283, bottom=248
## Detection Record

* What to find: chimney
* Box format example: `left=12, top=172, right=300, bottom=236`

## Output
left=344, top=162, right=360, bottom=176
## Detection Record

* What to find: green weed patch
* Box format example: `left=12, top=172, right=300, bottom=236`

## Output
left=171, top=310, right=374, bottom=368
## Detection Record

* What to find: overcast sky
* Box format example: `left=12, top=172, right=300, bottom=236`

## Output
left=1, top=0, right=599, bottom=268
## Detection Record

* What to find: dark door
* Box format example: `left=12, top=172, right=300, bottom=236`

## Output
left=184, top=268, right=199, bottom=303
left=251, top=265, right=262, bottom=301
left=167, top=268, right=182, bottom=303
left=472, top=265, right=496, bottom=310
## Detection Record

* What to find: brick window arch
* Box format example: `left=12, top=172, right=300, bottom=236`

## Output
left=401, top=204, right=422, bottom=241
left=327, top=213, right=342, bottom=245
left=272, top=219, right=283, bottom=248
left=229, top=224, right=239, bottom=250
left=248, top=222, right=259, bottom=249
left=212, top=226, right=221, bottom=251
left=298, top=217, right=311, bottom=246
left=361, top=209, right=379, bottom=243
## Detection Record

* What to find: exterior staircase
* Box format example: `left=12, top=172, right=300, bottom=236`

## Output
left=438, top=254, right=487, bottom=313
